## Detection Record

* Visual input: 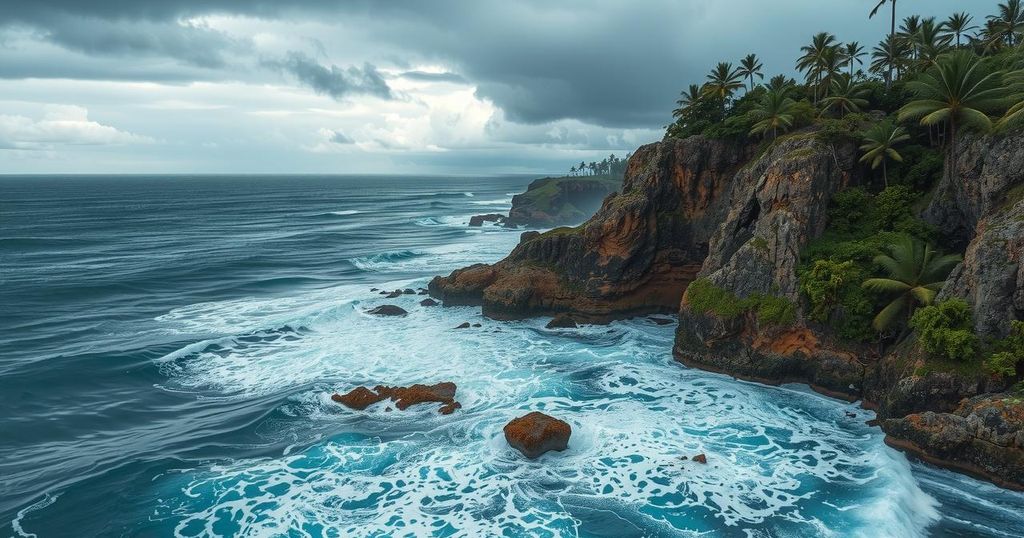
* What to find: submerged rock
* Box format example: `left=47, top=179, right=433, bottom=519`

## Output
left=385, top=290, right=403, bottom=298
left=503, top=411, right=571, bottom=458
left=692, top=453, right=707, bottom=464
left=454, top=322, right=471, bottom=329
left=366, top=305, right=408, bottom=317
left=331, top=382, right=461, bottom=414
left=546, top=314, right=578, bottom=329
left=420, top=298, right=439, bottom=307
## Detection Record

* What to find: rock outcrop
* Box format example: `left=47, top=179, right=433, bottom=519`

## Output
left=332, top=382, right=461, bottom=414
left=429, top=129, right=1024, bottom=489
left=365, top=305, right=408, bottom=317
left=430, top=136, right=753, bottom=321
left=503, top=411, right=572, bottom=458
left=672, top=132, right=867, bottom=399
left=469, top=213, right=506, bottom=227
left=505, top=176, right=623, bottom=228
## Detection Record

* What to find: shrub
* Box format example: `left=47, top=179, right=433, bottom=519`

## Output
left=798, top=258, right=876, bottom=342
left=754, top=294, right=798, bottom=326
left=909, top=300, right=979, bottom=361
left=985, top=321, right=1024, bottom=377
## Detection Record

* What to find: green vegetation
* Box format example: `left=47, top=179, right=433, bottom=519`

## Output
left=665, top=1, right=1024, bottom=369
left=909, top=300, right=979, bottom=361
left=986, top=321, right=1024, bottom=376
left=687, top=278, right=796, bottom=326
left=567, top=154, right=630, bottom=178
left=862, top=236, right=961, bottom=332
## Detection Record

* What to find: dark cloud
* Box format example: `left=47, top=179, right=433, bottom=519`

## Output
left=399, top=71, right=467, bottom=84
left=264, top=52, right=392, bottom=100
left=0, top=0, right=996, bottom=129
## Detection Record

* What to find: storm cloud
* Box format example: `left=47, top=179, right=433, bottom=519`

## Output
left=0, top=0, right=997, bottom=173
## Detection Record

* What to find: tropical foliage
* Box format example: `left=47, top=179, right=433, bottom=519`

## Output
left=862, top=236, right=961, bottom=332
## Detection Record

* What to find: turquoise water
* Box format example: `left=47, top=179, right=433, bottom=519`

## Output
left=2, top=176, right=1022, bottom=537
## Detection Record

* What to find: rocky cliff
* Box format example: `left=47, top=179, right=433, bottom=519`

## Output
left=431, top=130, right=1024, bottom=489
left=431, top=137, right=753, bottom=320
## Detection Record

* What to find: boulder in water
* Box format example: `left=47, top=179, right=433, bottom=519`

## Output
left=469, top=213, right=505, bottom=227
left=332, top=386, right=387, bottom=410
left=454, top=322, right=471, bottom=329
left=692, top=453, right=707, bottom=464
left=420, top=298, right=439, bottom=307
left=503, top=411, right=571, bottom=458
left=366, top=305, right=408, bottom=317
left=546, top=314, right=577, bottom=329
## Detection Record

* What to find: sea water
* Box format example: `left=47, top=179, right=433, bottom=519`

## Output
left=2, top=175, right=1022, bottom=537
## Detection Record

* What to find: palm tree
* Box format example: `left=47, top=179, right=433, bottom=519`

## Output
left=815, top=46, right=845, bottom=99
left=747, top=87, right=798, bottom=139
left=768, top=74, right=794, bottom=92
left=703, top=62, right=744, bottom=113
left=914, top=18, right=952, bottom=66
left=989, top=0, right=1024, bottom=47
left=844, top=42, right=866, bottom=77
left=862, top=237, right=962, bottom=332
left=899, top=15, right=923, bottom=59
left=945, top=12, right=976, bottom=47
left=871, top=36, right=911, bottom=81
left=898, top=51, right=1007, bottom=166
left=997, top=68, right=1024, bottom=130
left=821, top=75, right=870, bottom=116
left=673, top=84, right=704, bottom=118
left=870, top=0, right=899, bottom=87
left=737, top=54, right=765, bottom=92
left=797, top=32, right=839, bottom=103
left=859, top=120, right=910, bottom=186
left=569, top=165, right=577, bottom=176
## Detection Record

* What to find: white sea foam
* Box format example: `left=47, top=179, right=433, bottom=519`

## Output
left=152, top=232, right=942, bottom=537
left=330, top=209, right=362, bottom=216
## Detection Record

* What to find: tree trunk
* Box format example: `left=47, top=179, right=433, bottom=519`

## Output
left=887, top=1, right=897, bottom=89
left=883, top=159, right=889, bottom=187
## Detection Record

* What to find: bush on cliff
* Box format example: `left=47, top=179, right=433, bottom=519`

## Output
left=986, top=321, right=1024, bottom=377
left=686, top=278, right=796, bottom=327
left=798, top=259, right=875, bottom=342
left=909, top=300, right=979, bottom=362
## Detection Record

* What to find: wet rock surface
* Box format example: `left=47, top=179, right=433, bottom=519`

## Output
left=503, top=411, right=572, bottom=458
left=365, top=305, right=408, bottom=317
left=469, top=213, right=506, bottom=227
left=545, top=314, right=577, bottom=329
left=332, top=382, right=461, bottom=414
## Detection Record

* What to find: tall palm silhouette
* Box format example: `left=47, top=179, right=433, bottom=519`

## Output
left=703, top=62, right=744, bottom=113
left=989, top=0, right=1024, bottom=46
left=870, top=0, right=898, bottom=88
left=945, top=12, right=976, bottom=46
left=844, top=42, right=866, bottom=77
left=673, top=84, right=704, bottom=118
left=796, top=32, right=839, bottom=103
left=737, top=54, right=764, bottom=92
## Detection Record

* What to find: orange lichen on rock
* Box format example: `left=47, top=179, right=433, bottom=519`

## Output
left=503, top=411, right=572, bottom=459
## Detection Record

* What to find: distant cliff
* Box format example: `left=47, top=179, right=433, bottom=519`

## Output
left=432, top=130, right=1024, bottom=489
left=505, top=175, right=623, bottom=228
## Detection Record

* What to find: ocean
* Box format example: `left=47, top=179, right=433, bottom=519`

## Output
left=1, top=175, right=1022, bottom=537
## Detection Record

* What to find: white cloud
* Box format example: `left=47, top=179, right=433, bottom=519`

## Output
left=0, top=105, right=153, bottom=150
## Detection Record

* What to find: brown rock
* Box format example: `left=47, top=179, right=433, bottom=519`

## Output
left=375, top=382, right=458, bottom=410
left=331, top=386, right=386, bottom=410
left=692, top=453, right=707, bottom=464
left=366, top=305, right=408, bottom=317
left=503, top=411, right=572, bottom=458
left=420, top=298, right=439, bottom=306
left=332, top=382, right=460, bottom=414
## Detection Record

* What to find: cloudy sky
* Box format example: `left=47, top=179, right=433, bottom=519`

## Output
left=0, top=0, right=993, bottom=174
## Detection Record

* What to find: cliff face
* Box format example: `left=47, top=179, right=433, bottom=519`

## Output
left=673, top=134, right=867, bottom=398
left=430, top=137, right=753, bottom=320
left=505, top=176, right=623, bottom=228
left=430, top=130, right=1024, bottom=489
